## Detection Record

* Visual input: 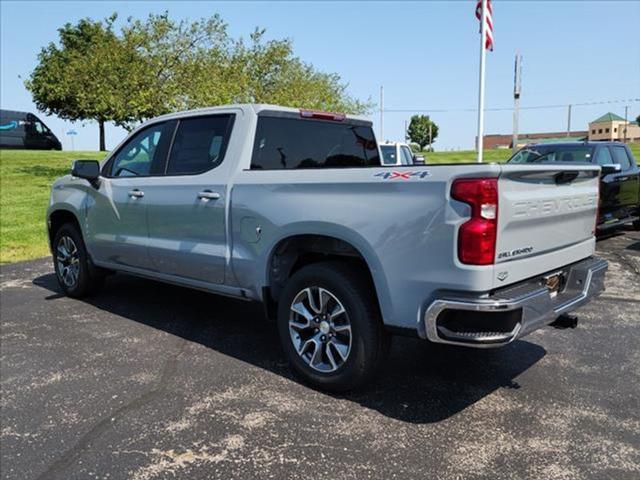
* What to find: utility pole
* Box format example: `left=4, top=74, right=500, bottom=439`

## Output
left=379, top=85, right=384, bottom=141
left=512, top=52, right=522, bottom=153
left=475, top=0, right=488, bottom=163
left=428, top=122, right=433, bottom=151
left=624, top=105, right=629, bottom=143
left=566, top=104, right=572, bottom=137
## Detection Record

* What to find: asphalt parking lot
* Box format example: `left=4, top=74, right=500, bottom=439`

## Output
left=1, top=229, right=639, bottom=480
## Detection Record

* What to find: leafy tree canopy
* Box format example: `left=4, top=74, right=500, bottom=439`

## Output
left=26, top=13, right=370, bottom=150
left=406, top=114, right=439, bottom=151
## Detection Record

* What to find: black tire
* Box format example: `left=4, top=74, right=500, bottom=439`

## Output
left=277, top=261, right=389, bottom=392
left=52, top=223, right=104, bottom=298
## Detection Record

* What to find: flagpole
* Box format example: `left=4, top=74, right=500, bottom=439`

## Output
left=476, top=0, right=487, bottom=163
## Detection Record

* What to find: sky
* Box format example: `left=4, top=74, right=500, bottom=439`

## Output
left=1, top=0, right=639, bottom=151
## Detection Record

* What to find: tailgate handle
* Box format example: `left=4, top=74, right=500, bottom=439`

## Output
left=554, top=171, right=580, bottom=185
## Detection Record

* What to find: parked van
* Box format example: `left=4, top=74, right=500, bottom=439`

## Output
left=0, top=110, right=62, bottom=150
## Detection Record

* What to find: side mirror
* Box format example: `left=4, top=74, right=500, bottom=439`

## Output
left=413, top=155, right=426, bottom=165
left=71, top=160, right=101, bottom=186
left=600, top=163, right=621, bottom=175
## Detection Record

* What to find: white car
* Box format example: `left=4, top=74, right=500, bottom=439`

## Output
left=379, top=142, right=424, bottom=166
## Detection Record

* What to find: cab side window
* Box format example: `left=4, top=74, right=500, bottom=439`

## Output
left=165, top=115, right=235, bottom=175
left=610, top=146, right=631, bottom=171
left=34, top=121, right=47, bottom=134
left=380, top=146, right=397, bottom=165
left=109, top=123, right=167, bottom=177
left=401, top=146, right=414, bottom=165
left=594, top=147, right=613, bottom=166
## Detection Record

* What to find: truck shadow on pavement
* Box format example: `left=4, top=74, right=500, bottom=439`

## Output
left=33, top=271, right=546, bottom=424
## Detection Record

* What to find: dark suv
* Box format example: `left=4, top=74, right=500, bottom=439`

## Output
left=508, top=141, right=640, bottom=232
left=0, top=110, right=62, bottom=150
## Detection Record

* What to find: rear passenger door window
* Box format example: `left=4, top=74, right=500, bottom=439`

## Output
left=610, top=146, right=631, bottom=171
left=594, top=147, right=614, bottom=166
left=165, top=115, right=235, bottom=175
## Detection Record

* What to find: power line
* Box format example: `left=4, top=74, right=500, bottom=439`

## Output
left=383, top=98, right=640, bottom=113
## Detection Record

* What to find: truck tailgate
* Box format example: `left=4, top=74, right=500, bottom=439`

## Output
left=494, top=164, right=600, bottom=284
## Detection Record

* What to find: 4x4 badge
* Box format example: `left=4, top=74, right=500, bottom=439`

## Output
left=374, top=171, right=430, bottom=180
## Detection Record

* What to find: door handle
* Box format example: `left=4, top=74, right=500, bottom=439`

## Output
left=197, top=190, right=220, bottom=201
left=618, top=176, right=629, bottom=181
left=128, top=189, right=144, bottom=198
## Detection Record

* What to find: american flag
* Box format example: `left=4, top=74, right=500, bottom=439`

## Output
left=475, top=0, right=494, bottom=51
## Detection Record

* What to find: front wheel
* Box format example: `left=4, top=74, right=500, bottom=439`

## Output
left=53, top=223, right=104, bottom=298
left=277, top=262, right=389, bottom=391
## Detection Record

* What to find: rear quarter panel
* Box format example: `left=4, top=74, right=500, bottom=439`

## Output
left=230, top=164, right=502, bottom=330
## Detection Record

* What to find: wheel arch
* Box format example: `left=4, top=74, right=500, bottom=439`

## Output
left=263, top=229, right=392, bottom=324
left=48, top=208, right=82, bottom=251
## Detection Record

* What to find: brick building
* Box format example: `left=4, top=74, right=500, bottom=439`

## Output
left=482, top=112, right=639, bottom=149
left=588, top=112, right=640, bottom=143
left=483, top=131, right=588, bottom=149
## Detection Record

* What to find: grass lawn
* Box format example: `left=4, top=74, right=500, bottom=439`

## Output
left=425, top=149, right=511, bottom=164
left=1, top=144, right=639, bottom=264
left=0, top=150, right=106, bottom=264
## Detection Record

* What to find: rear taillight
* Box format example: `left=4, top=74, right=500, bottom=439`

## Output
left=299, top=109, right=346, bottom=122
left=451, top=178, right=498, bottom=265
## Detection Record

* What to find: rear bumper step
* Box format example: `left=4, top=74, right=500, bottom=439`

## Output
left=421, top=256, right=608, bottom=348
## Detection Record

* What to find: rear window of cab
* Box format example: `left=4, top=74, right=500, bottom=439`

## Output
left=508, top=145, right=594, bottom=164
left=251, top=116, right=380, bottom=170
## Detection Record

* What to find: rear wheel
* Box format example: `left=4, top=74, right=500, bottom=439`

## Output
left=277, top=262, right=389, bottom=391
left=53, top=223, right=104, bottom=298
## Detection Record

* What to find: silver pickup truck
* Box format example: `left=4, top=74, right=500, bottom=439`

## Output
left=47, top=104, right=607, bottom=390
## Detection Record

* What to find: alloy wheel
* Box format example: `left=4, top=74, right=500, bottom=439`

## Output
left=289, top=286, right=352, bottom=373
left=56, top=236, right=80, bottom=287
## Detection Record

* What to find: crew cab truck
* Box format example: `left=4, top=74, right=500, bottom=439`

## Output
left=47, top=104, right=608, bottom=391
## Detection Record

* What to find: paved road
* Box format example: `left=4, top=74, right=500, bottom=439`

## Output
left=1, top=229, right=639, bottom=480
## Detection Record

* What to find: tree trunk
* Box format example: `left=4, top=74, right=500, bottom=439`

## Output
left=98, top=119, right=106, bottom=151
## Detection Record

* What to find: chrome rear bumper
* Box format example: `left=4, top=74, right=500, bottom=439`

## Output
left=421, top=256, right=608, bottom=348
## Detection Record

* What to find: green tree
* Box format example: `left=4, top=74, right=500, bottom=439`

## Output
left=224, top=29, right=369, bottom=114
left=26, top=14, right=231, bottom=149
left=26, top=13, right=370, bottom=150
left=26, top=16, right=127, bottom=150
left=407, top=115, right=439, bottom=151
left=636, top=114, right=640, bottom=126
left=116, top=13, right=232, bottom=129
